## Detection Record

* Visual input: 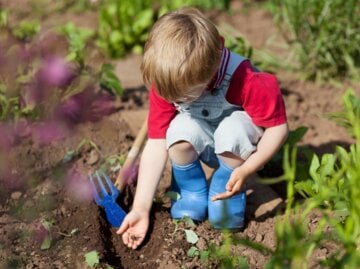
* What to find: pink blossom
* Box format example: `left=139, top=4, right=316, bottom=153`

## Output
left=0, top=120, right=30, bottom=149
left=55, top=87, right=115, bottom=126
left=65, top=166, right=93, bottom=203
left=0, top=122, right=16, bottom=150
left=32, top=221, right=51, bottom=246
left=38, top=57, right=74, bottom=88
left=0, top=169, right=24, bottom=194
left=122, top=161, right=140, bottom=185
left=27, top=57, right=74, bottom=104
left=31, top=121, right=68, bottom=145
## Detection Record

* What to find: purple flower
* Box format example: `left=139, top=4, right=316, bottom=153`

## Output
left=0, top=169, right=24, bottom=195
left=122, top=161, right=140, bottom=185
left=65, top=166, right=93, bottom=203
left=54, top=87, right=115, bottom=126
left=38, top=57, right=75, bottom=88
left=0, top=120, right=30, bottom=150
left=31, top=120, right=68, bottom=145
left=27, top=56, right=73, bottom=104
left=0, top=122, right=16, bottom=150
left=32, top=221, right=51, bottom=247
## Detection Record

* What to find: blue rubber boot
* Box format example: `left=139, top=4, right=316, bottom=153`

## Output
left=208, top=159, right=246, bottom=229
left=170, top=159, right=208, bottom=221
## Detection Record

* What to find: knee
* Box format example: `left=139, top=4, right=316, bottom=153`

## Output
left=214, top=119, right=257, bottom=160
left=214, top=120, right=249, bottom=144
left=168, top=141, right=198, bottom=165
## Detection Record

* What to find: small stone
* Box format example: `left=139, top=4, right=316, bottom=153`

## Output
left=196, top=237, right=207, bottom=250
left=11, top=191, right=22, bottom=200
left=140, top=254, right=144, bottom=259
left=60, top=205, right=67, bottom=215
left=255, top=233, right=264, bottom=242
left=87, top=150, right=99, bottom=165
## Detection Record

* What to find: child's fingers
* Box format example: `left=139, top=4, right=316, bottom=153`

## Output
left=131, top=235, right=144, bottom=249
left=121, top=231, right=130, bottom=245
left=116, top=219, right=129, bottom=235
left=226, top=175, right=244, bottom=192
left=211, top=190, right=233, bottom=201
left=214, top=180, right=243, bottom=201
left=124, top=233, right=144, bottom=249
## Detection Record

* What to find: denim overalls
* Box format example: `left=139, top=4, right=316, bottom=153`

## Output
left=166, top=52, right=263, bottom=168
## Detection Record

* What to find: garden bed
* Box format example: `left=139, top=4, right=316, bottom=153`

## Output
left=0, top=1, right=359, bottom=268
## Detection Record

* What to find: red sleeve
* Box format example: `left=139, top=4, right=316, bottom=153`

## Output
left=226, top=62, right=287, bottom=128
left=148, top=84, right=177, bottom=138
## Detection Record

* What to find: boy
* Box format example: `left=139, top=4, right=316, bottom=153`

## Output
left=117, top=7, right=288, bottom=249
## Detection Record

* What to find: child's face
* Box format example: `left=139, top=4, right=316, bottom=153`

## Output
left=173, top=68, right=218, bottom=104
left=175, top=84, right=207, bottom=103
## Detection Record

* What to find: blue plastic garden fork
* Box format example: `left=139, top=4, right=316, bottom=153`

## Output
left=89, top=171, right=127, bottom=228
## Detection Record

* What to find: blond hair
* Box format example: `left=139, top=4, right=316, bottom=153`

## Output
left=141, top=7, right=222, bottom=102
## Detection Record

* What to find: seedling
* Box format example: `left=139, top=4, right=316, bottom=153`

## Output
left=40, top=219, right=54, bottom=250
left=58, top=22, right=95, bottom=68
left=84, top=250, right=100, bottom=269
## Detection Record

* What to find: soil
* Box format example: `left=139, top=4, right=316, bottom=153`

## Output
left=1, top=1, right=359, bottom=269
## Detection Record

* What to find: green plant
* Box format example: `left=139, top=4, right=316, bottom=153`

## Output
left=0, top=8, right=8, bottom=27
left=96, top=0, right=154, bottom=58
left=218, top=23, right=288, bottom=73
left=202, top=89, right=360, bottom=268
left=0, top=84, right=22, bottom=120
left=58, top=22, right=95, bottom=68
left=40, top=219, right=54, bottom=250
left=293, top=89, right=360, bottom=267
left=159, top=0, right=230, bottom=14
left=205, top=230, right=249, bottom=268
left=98, top=64, right=124, bottom=96
left=84, top=250, right=100, bottom=268
left=219, top=24, right=253, bottom=60
left=171, top=216, right=202, bottom=259
left=268, top=0, right=360, bottom=82
left=96, top=0, right=230, bottom=58
left=12, top=19, right=40, bottom=41
left=172, top=216, right=199, bottom=243
left=259, top=126, right=313, bottom=181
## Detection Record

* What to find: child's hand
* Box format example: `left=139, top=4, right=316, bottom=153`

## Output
left=116, top=209, right=149, bottom=249
left=211, top=166, right=248, bottom=201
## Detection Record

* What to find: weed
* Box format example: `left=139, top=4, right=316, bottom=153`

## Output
left=204, top=89, right=360, bottom=267
left=268, top=0, right=360, bottom=82
left=96, top=0, right=230, bottom=58
left=57, top=22, right=95, bottom=68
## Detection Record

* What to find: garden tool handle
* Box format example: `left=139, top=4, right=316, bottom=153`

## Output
left=103, top=200, right=127, bottom=228
left=115, top=119, right=147, bottom=191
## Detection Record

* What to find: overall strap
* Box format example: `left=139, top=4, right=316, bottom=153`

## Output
left=224, top=52, right=248, bottom=79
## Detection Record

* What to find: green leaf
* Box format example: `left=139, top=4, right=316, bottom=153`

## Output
left=63, top=150, right=77, bottom=163
left=84, top=250, right=100, bottom=269
left=286, top=127, right=308, bottom=147
left=99, top=63, right=123, bottom=96
left=40, top=235, right=52, bottom=250
left=184, top=229, right=199, bottom=244
left=70, top=228, right=79, bottom=235
left=187, top=246, right=200, bottom=257
left=182, top=216, right=196, bottom=228
left=200, top=250, right=210, bottom=261
left=164, top=191, right=181, bottom=201
left=41, top=219, right=54, bottom=230
left=294, top=180, right=316, bottom=197
left=309, top=154, right=320, bottom=182
left=133, top=9, right=153, bottom=34
left=319, top=154, right=336, bottom=177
